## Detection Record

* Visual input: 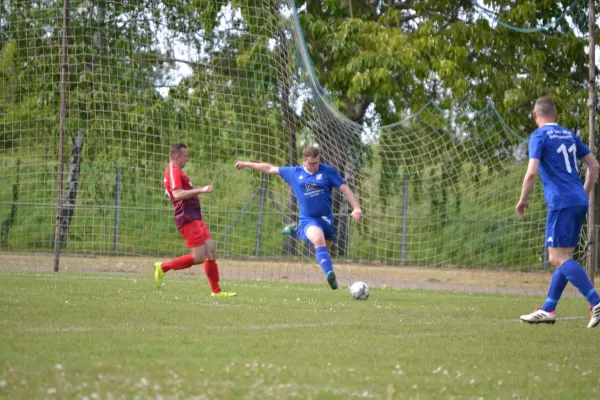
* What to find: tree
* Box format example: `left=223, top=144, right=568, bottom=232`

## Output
left=300, top=0, right=589, bottom=128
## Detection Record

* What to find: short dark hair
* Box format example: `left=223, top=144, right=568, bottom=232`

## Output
left=303, top=146, right=320, bottom=158
left=169, top=143, right=187, bottom=159
left=534, top=96, right=557, bottom=118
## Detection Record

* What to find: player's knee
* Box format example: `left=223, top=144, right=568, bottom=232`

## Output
left=207, top=249, right=216, bottom=260
left=190, top=249, right=206, bottom=264
left=202, top=239, right=216, bottom=260
left=548, top=253, right=565, bottom=268
left=312, top=238, right=326, bottom=247
left=191, top=255, right=203, bottom=265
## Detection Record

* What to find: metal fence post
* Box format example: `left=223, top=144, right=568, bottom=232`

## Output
left=255, top=174, right=267, bottom=256
left=114, top=167, right=121, bottom=252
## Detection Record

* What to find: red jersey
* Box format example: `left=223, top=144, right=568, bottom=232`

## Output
left=164, top=164, right=202, bottom=228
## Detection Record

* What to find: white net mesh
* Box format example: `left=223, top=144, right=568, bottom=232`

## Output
left=0, top=0, right=593, bottom=293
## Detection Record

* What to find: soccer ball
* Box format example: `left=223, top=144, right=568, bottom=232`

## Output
left=349, top=281, right=369, bottom=300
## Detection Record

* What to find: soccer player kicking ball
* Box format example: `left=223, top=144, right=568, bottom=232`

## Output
left=154, top=144, right=236, bottom=297
left=517, top=96, right=600, bottom=328
left=235, top=146, right=362, bottom=290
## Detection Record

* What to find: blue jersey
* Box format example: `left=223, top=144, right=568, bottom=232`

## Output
left=279, top=163, right=346, bottom=219
left=528, top=123, right=590, bottom=211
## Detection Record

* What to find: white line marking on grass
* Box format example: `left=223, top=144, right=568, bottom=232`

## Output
left=18, top=321, right=352, bottom=335
left=0, top=272, right=561, bottom=297
left=383, top=331, right=471, bottom=339
left=0, top=273, right=318, bottom=291
left=245, top=322, right=350, bottom=330
left=1, top=273, right=154, bottom=282
left=505, top=315, right=588, bottom=323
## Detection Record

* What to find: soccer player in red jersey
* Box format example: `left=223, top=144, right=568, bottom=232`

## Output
left=154, top=143, right=236, bottom=297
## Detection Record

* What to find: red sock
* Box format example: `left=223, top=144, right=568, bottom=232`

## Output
left=204, top=259, right=221, bottom=293
left=162, top=254, right=194, bottom=272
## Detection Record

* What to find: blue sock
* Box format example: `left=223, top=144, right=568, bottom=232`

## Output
left=541, top=268, right=568, bottom=312
left=315, top=247, right=333, bottom=275
left=560, top=259, right=600, bottom=307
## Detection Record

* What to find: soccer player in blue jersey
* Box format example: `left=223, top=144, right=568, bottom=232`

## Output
left=517, top=96, right=600, bottom=328
left=235, top=146, right=362, bottom=290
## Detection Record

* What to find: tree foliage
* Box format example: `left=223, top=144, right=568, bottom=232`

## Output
left=300, top=0, right=590, bottom=129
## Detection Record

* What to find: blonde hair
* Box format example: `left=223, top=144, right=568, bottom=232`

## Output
left=303, top=146, right=320, bottom=158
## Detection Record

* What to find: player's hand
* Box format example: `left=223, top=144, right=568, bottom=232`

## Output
left=201, top=185, right=213, bottom=193
left=351, top=208, right=362, bottom=222
left=235, top=161, right=246, bottom=170
left=515, top=199, right=528, bottom=219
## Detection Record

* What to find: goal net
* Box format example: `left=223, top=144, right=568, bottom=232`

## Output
left=0, top=0, right=592, bottom=293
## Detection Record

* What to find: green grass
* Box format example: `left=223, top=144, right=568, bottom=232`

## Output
left=2, top=271, right=599, bottom=399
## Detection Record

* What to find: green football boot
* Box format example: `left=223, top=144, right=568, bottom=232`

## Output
left=282, top=223, right=298, bottom=235
left=211, top=291, right=237, bottom=297
left=154, top=262, right=165, bottom=289
left=326, top=271, right=338, bottom=290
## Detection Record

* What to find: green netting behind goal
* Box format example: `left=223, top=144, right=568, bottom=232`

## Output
left=0, top=0, right=592, bottom=287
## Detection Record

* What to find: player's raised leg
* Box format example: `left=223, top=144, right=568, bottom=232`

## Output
left=548, top=240, right=600, bottom=328
left=154, top=254, right=197, bottom=288
left=305, top=225, right=337, bottom=290
left=554, top=255, right=600, bottom=329
left=154, top=219, right=205, bottom=289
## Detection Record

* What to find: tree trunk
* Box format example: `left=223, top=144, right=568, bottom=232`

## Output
left=0, top=159, right=20, bottom=247
left=331, top=141, right=361, bottom=257
left=277, top=31, right=301, bottom=256
left=0, top=0, right=4, bottom=53
left=595, top=183, right=600, bottom=267
left=281, top=107, right=299, bottom=255
left=56, top=134, right=85, bottom=247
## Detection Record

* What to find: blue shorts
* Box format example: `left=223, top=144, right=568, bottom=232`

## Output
left=296, top=216, right=335, bottom=245
left=546, top=206, right=587, bottom=248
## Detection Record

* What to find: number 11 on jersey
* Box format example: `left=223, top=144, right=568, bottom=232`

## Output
left=557, top=143, right=577, bottom=173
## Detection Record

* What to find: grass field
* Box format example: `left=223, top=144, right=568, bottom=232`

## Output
left=2, top=270, right=599, bottom=399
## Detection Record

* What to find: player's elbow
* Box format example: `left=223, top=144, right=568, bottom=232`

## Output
left=582, top=154, right=600, bottom=173
left=171, top=191, right=183, bottom=201
left=524, top=172, right=537, bottom=183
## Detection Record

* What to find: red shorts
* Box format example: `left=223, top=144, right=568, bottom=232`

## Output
left=178, top=220, right=212, bottom=249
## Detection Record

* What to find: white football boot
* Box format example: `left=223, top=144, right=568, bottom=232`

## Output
left=520, top=308, right=556, bottom=324
left=588, top=303, right=600, bottom=329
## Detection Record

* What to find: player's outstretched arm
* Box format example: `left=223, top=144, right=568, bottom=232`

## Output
left=339, top=183, right=362, bottom=222
left=172, top=185, right=212, bottom=201
left=235, top=161, right=280, bottom=175
left=581, top=153, right=600, bottom=196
